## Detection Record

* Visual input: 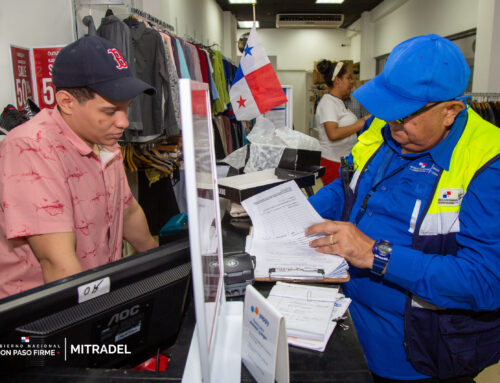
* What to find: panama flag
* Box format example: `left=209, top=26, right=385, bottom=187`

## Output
left=229, top=28, right=287, bottom=121
left=21, top=336, right=30, bottom=343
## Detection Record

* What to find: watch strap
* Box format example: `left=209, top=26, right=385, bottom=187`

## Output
left=371, top=240, right=392, bottom=276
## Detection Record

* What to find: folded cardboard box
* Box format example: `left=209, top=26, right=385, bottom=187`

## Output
left=218, top=168, right=316, bottom=203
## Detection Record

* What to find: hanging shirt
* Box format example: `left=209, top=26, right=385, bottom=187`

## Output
left=174, top=37, right=191, bottom=79
left=188, top=43, right=203, bottom=82
left=196, top=45, right=209, bottom=83
left=203, top=49, right=219, bottom=102
left=160, top=33, right=181, bottom=136
left=125, top=22, right=169, bottom=140
left=212, top=50, right=230, bottom=113
left=162, top=33, right=177, bottom=72
left=170, top=36, right=182, bottom=77
left=181, top=39, right=195, bottom=80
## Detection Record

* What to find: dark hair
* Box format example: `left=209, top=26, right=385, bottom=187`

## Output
left=316, top=59, right=348, bottom=88
left=55, top=87, right=96, bottom=103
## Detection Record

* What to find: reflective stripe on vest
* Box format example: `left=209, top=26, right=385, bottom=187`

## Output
left=349, top=117, right=386, bottom=193
left=350, top=109, right=500, bottom=242
left=419, top=109, right=500, bottom=237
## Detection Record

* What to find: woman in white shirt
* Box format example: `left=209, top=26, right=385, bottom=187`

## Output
left=315, top=60, right=370, bottom=185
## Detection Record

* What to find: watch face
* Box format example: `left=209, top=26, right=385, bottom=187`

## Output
left=377, top=242, right=392, bottom=255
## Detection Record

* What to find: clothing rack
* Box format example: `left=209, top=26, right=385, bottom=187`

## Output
left=121, top=139, right=181, bottom=177
left=130, top=7, right=175, bottom=32
left=463, top=93, right=500, bottom=127
left=78, top=0, right=126, bottom=6
left=464, top=92, right=500, bottom=101
left=183, top=35, right=235, bottom=67
left=185, top=35, right=219, bottom=49
left=184, top=35, right=221, bottom=53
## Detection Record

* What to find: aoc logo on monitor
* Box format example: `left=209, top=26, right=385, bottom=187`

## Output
left=107, top=304, right=140, bottom=327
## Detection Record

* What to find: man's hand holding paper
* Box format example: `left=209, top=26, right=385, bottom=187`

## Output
left=306, top=220, right=376, bottom=270
left=241, top=181, right=348, bottom=280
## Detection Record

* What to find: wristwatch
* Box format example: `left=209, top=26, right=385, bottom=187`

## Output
left=371, top=240, right=393, bottom=276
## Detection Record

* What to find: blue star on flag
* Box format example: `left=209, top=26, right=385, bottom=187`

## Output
left=244, top=45, right=254, bottom=56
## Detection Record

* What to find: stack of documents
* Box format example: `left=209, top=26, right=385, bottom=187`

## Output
left=267, top=282, right=351, bottom=352
left=241, top=181, right=348, bottom=280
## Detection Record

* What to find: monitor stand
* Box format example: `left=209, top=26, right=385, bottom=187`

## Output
left=182, top=301, right=243, bottom=383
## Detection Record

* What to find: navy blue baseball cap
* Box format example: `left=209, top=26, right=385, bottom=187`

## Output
left=353, top=34, right=470, bottom=121
left=52, top=36, right=155, bottom=101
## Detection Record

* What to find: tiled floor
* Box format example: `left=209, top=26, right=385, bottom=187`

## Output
left=476, top=362, right=500, bottom=383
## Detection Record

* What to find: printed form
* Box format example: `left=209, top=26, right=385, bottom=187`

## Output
left=267, top=282, right=351, bottom=352
left=241, top=181, right=348, bottom=279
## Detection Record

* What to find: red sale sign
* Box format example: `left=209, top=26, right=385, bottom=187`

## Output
left=10, top=45, right=34, bottom=110
left=32, top=46, right=63, bottom=109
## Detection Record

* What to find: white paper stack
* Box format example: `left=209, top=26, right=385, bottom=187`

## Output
left=267, top=282, right=351, bottom=352
left=241, top=181, right=348, bottom=280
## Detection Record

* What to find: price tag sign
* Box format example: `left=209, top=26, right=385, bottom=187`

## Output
left=10, top=45, right=34, bottom=110
left=32, top=46, right=63, bottom=109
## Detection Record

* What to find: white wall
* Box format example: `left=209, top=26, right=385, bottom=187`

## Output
left=350, top=33, right=361, bottom=64
left=369, top=0, right=477, bottom=58
left=237, top=28, right=350, bottom=71
left=354, top=0, right=500, bottom=92
left=0, top=0, right=75, bottom=109
left=222, top=11, right=238, bottom=61
left=473, top=0, right=500, bottom=92
left=150, top=0, right=226, bottom=51
left=276, top=70, right=308, bottom=132
left=236, top=28, right=350, bottom=133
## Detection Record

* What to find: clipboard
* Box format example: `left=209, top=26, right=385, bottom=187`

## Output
left=255, top=267, right=350, bottom=283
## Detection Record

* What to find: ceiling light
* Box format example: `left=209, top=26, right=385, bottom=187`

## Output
left=229, top=1, right=257, bottom=4
left=238, top=20, right=260, bottom=28
left=315, top=0, right=344, bottom=4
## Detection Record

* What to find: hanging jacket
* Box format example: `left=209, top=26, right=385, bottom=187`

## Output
left=212, top=50, right=230, bottom=114
left=97, top=15, right=131, bottom=62
left=124, top=22, right=170, bottom=141
left=343, top=111, right=500, bottom=379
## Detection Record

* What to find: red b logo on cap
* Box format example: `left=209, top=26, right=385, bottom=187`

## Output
left=107, top=49, right=128, bottom=69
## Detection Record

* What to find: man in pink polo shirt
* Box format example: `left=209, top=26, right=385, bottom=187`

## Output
left=0, top=36, right=158, bottom=299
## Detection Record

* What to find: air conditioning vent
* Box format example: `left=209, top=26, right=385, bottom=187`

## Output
left=276, top=14, right=344, bottom=28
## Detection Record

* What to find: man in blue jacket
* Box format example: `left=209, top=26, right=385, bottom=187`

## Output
left=306, top=34, right=500, bottom=382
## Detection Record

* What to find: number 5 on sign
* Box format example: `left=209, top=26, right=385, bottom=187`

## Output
left=32, top=46, right=63, bottom=109
left=42, top=78, right=54, bottom=106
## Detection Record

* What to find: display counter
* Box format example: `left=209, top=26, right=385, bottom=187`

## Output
left=219, top=213, right=373, bottom=382
left=1, top=213, right=373, bottom=383
left=164, top=285, right=373, bottom=382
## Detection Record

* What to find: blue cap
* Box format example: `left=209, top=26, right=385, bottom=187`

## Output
left=353, top=34, right=470, bottom=121
left=52, top=36, right=156, bottom=101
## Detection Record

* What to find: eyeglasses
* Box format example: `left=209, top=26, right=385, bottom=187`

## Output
left=394, top=100, right=449, bottom=124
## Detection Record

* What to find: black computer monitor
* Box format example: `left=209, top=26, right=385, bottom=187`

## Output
left=0, top=238, right=191, bottom=370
